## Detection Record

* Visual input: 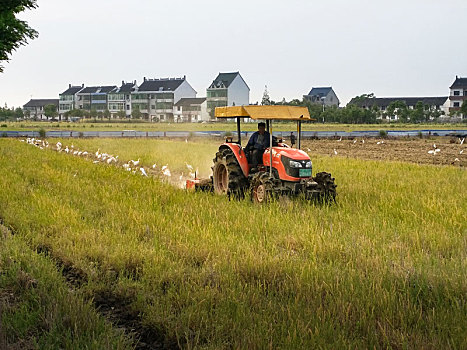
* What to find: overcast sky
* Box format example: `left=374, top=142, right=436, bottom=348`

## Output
left=1, top=0, right=466, bottom=109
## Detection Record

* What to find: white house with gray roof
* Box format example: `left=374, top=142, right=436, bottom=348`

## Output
left=303, top=87, right=340, bottom=107
left=206, top=72, right=250, bottom=118
left=59, top=84, right=84, bottom=119
left=132, top=76, right=196, bottom=121
left=23, top=99, right=59, bottom=120
left=76, top=85, right=117, bottom=112
left=173, top=97, right=208, bottom=122
left=107, top=81, right=137, bottom=118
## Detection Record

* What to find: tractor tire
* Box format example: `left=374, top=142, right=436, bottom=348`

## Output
left=313, top=172, right=337, bottom=203
left=250, top=172, right=275, bottom=204
left=212, top=148, right=248, bottom=199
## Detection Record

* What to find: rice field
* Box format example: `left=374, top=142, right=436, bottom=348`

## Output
left=0, top=138, right=466, bottom=349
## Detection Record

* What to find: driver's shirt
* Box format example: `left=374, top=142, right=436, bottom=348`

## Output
left=247, top=131, right=270, bottom=150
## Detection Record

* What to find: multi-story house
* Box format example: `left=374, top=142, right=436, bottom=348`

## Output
left=173, top=98, right=208, bottom=122
left=76, top=86, right=117, bottom=112
left=59, top=84, right=84, bottom=120
left=206, top=72, right=250, bottom=118
left=132, top=76, right=196, bottom=121
left=303, top=87, right=340, bottom=107
left=449, top=76, right=467, bottom=117
left=108, top=81, right=137, bottom=118
left=23, top=99, right=59, bottom=120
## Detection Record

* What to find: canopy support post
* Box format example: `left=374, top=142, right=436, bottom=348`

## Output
left=269, top=119, right=273, bottom=178
left=236, top=117, right=241, bottom=144
left=297, top=120, right=302, bottom=150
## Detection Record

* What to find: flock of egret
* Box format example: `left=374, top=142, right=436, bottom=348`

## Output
left=21, top=138, right=197, bottom=188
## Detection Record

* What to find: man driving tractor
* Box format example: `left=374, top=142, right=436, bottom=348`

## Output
left=245, top=122, right=270, bottom=168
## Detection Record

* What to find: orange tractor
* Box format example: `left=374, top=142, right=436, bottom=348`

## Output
left=190, top=105, right=336, bottom=203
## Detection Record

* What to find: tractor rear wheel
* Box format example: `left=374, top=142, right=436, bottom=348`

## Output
left=313, top=172, right=337, bottom=203
left=212, top=148, right=247, bottom=199
left=250, top=172, right=274, bottom=203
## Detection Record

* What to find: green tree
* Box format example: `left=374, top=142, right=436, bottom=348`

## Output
left=348, top=93, right=375, bottom=106
left=90, top=108, right=97, bottom=121
left=44, top=104, right=57, bottom=120
left=410, top=101, right=425, bottom=123
left=0, top=0, right=38, bottom=72
left=65, top=109, right=83, bottom=119
left=103, top=109, right=111, bottom=120
left=14, top=107, right=23, bottom=119
left=386, top=101, right=409, bottom=122
left=132, top=107, right=142, bottom=119
left=117, top=109, right=126, bottom=119
left=460, top=100, right=467, bottom=118
left=261, top=85, right=271, bottom=105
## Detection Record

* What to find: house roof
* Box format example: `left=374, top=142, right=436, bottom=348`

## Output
left=23, top=99, right=59, bottom=107
left=174, top=97, right=206, bottom=107
left=349, top=96, right=449, bottom=107
left=306, top=87, right=333, bottom=98
left=60, top=86, right=83, bottom=95
left=450, top=76, right=467, bottom=89
left=78, top=86, right=117, bottom=94
left=209, top=72, right=243, bottom=89
left=138, top=77, right=185, bottom=92
left=118, top=82, right=136, bottom=93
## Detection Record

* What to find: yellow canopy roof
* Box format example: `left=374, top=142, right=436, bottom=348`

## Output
left=215, top=105, right=311, bottom=121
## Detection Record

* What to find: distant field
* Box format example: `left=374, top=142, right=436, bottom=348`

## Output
left=2, top=120, right=467, bottom=132
left=0, top=138, right=465, bottom=348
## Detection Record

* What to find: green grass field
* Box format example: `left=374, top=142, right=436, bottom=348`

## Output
left=0, top=138, right=466, bottom=349
left=2, top=120, right=467, bottom=132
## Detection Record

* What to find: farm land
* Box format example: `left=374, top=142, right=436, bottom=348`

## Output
left=2, top=120, right=467, bottom=132
left=0, top=135, right=466, bottom=349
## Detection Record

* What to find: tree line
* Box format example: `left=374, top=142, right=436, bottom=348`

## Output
left=0, top=106, right=23, bottom=121
left=264, top=96, right=467, bottom=124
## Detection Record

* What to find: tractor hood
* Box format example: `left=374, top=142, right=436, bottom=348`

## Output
left=270, top=147, right=310, bottom=160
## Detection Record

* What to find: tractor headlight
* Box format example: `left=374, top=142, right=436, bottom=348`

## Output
left=289, top=160, right=303, bottom=168
left=305, top=161, right=312, bottom=168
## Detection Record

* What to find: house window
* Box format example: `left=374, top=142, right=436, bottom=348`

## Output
left=453, top=90, right=460, bottom=96
left=454, top=102, right=460, bottom=107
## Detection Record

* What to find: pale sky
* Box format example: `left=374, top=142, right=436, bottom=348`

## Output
left=1, top=0, right=466, bottom=109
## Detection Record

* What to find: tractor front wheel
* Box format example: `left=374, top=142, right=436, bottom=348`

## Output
left=250, top=172, right=274, bottom=203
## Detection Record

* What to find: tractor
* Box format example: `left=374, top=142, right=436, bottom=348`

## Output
left=189, top=105, right=336, bottom=203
